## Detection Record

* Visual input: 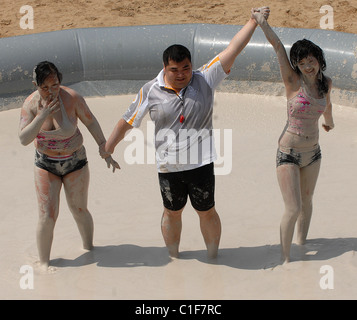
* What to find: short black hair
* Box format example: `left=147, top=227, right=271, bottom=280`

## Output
left=163, top=44, right=191, bottom=66
left=33, top=61, right=63, bottom=86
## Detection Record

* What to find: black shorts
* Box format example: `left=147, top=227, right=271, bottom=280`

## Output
left=158, top=163, right=215, bottom=212
left=35, top=146, right=88, bottom=178
left=276, top=145, right=321, bottom=168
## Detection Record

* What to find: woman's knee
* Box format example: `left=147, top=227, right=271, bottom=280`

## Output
left=37, top=199, right=59, bottom=221
left=284, top=204, right=301, bottom=220
left=68, top=205, right=90, bottom=220
left=37, top=212, right=57, bottom=228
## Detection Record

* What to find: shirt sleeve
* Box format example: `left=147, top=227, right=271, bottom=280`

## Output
left=198, top=55, right=228, bottom=89
left=122, top=81, right=153, bottom=128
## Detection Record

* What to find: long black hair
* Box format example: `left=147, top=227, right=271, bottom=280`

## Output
left=33, top=61, right=63, bottom=87
left=290, top=39, right=329, bottom=97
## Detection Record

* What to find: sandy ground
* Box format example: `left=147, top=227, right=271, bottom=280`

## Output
left=1, top=92, right=357, bottom=300
left=1, top=0, right=357, bottom=302
left=1, top=0, right=357, bottom=38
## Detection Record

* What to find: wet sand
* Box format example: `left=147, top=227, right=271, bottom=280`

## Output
left=1, top=92, right=356, bottom=299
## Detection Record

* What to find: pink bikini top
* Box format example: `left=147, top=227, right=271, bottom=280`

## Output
left=286, top=85, right=326, bottom=137
left=36, top=97, right=83, bottom=151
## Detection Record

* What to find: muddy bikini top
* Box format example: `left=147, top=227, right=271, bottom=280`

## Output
left=36, top=97, right=83, bottom=151
left=286, top=85, right=326, bottom=137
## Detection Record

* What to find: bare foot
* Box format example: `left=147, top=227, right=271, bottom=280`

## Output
left=35, top=260, right=57, bottom=274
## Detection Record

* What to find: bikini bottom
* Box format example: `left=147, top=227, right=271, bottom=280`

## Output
left=276, top=145, right=321, bottom=168
left=35, top=146, right=88, bottom=177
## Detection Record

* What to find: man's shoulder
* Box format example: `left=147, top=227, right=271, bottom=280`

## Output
left=192, top=69, right=205, bottom=79
left=142, top=76, right=160, bottom=92
left=191, top=69, right=214, bottom=83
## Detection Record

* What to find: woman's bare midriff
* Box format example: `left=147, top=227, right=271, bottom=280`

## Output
left=278, top=130, right=319, bottom=152
left=35, top=129, right=84, bottom=157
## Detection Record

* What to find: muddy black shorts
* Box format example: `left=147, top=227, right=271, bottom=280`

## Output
left=276, top=145, right=321, bottom=168
left=158, top=163, right=215, bottom=212
left=35, top=146, right=88, bottom=178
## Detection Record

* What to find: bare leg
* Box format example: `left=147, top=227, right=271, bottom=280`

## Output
left=277, top=164, right=301, bottom=263
left=34, top=167, right=62, bottom=270
left=196, top=206, right=221, bottom=259
left=63, top=164, right=94, bottom=250
left=161, top=207, right=184, bottom=258
left=297, top=160, right=321, bottom=245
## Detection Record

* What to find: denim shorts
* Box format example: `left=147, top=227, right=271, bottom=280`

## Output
left=276, top=145, right=321, bottom=168
left=35, top=146, right=88, bottom=177
left=158, top=163, right=215, bottom=212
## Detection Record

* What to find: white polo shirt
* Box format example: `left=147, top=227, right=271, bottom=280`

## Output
left=123, top=55, right=228, bottom=173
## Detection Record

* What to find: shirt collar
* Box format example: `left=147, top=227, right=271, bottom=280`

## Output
left=158, top=69, right=194, bottom=94
left=158, top=69, right=166, bottom=88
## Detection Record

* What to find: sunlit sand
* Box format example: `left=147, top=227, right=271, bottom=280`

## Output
left=1, top=92, right=356, bottom=299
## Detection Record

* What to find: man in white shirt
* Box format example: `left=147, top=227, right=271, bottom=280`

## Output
left=104, top=8, right=269, bottom=259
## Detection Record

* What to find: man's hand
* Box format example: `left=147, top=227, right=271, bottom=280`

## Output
left=251, top=6, right=270, bottom=24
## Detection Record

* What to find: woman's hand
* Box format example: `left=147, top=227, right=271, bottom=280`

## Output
left=99, top=142, right=120, bottom=172
left=251, top=6, right=270, bottom=25
left=19, top=96, right=60, bottom=145
left=322, top=123, right=334, bottom=132
left=37, top=96, right=60, bottom=119
left=105, top=155, right=121, bottom=173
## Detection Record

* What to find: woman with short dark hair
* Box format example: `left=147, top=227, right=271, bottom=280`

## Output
left=19, top=61, right=119, bottom=271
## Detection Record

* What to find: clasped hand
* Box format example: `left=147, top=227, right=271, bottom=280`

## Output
left=251, top=6, right=270, bottom=23
left=99, top=142, right=120, bottom=172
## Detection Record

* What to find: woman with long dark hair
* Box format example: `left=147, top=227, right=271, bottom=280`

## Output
left=252, top=9, right=335, bottom=263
